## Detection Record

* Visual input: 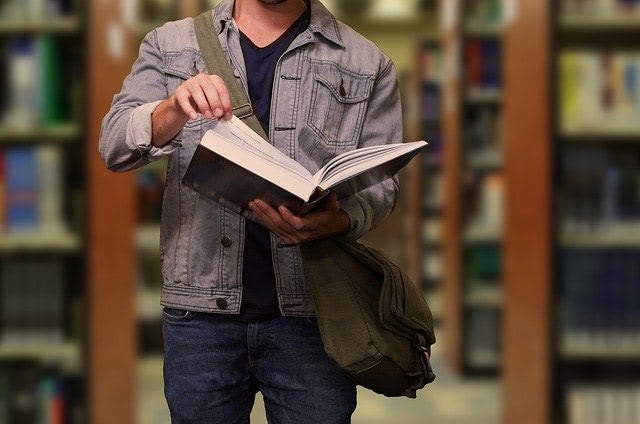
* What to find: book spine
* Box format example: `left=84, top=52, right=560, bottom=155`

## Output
left=4, top=37, right=39, bottom=127
left=37, top=145, right=66, bottom=235
left=6, top=147, right=38, bottom=232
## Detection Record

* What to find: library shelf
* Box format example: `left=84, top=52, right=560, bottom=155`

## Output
left=560, top=344, right=640, bottom=361
left=441, top=0, right=505, bottom=377
left=464, top=285, right=503, bottom=307
left=0, top=124, right=81, bottom=142
left=463, top=23, right=503, bottom=37
left=0, top=17, right=81, bottom=34
left=0, top=341, right=81, bottom=373
left=137, top=288, right=162, bottom=322
left=504, top=1, right=640, bottom=423
left=0, top=232, right=82, bottom=252
left=560, top=14, right=640, bottom=30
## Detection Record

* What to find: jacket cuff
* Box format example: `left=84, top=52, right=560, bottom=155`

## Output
left=339, top=195, right=369, bottom=240
left=126, top=100, right=178, bottom=160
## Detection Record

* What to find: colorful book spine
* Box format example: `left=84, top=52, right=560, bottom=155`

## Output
left=5, top=148, right=38, bottom=232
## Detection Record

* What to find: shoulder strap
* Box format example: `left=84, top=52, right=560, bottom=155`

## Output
left=193, top=11, right=268, bottom=140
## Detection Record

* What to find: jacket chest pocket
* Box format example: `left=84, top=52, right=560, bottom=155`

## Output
left=163, top=49, right=207, bottom=130
left=307, top=60, right=374, bottom=149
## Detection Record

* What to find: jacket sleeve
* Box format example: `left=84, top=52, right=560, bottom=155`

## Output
left=99, top=30, right=177, bottom=173
left=340, top=58, right=402, bottom=240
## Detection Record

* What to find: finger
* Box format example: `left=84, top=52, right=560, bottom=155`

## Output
left=185, top=84, right=214, bottom=119
left=209, top=75, right=233, bottom=120
left=251, top=204, right=297, bottom=244
left=278, top=205, right=308, bottom=232
left=325, top=192, right=339, bottom=211
left=174, top=90, right=198, bottom=120
left=197, top=76, right=225, bottom=119
left=252, top=200, right=299, bottom=238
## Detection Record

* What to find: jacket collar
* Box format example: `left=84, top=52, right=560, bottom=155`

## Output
left=212, top=0, right=344, bottom=48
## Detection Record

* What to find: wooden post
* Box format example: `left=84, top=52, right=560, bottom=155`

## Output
left=441, top=0, right=464, bottom=373
left=502, top=0, right=552, bottom=422
left=88, top=0, right=137, bottom=423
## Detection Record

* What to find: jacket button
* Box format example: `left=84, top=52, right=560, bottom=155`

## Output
left=221, top=236, right=232, bottom=247
left=216, top=298, right=228, bottom=309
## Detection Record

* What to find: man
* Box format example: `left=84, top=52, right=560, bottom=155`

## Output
left=100, top=0, right=402, bottom=422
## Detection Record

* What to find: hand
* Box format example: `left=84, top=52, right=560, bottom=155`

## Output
left=172, top=73, right=233, bottom=121
left=152, top=73, right=233, bottom=147
left=249, top=193, right=351, bottom=245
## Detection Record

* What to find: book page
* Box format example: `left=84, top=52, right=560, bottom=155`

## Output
left=211, top=116, right=311, bottom=181
left=313, top=141, right=427, bottom=189
left=200, top=124, right=316, bottom=200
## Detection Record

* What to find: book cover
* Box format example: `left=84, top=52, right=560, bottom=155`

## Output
left=182, top=116, right=427, bottom=219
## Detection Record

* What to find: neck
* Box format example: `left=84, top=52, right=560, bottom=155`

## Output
left=234, top=0, right=307, bottom=42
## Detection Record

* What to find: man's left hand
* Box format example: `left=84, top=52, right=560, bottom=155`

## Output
left=249, top=193, right=350, bottom=245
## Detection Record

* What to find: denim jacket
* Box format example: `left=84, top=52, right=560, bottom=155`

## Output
left=99, top=0, right=402, bottom=317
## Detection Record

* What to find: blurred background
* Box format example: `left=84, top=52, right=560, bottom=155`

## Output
left=1, top=0, right=640, bottom=423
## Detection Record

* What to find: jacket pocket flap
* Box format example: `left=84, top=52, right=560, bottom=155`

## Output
left=311, top=60, right=373, bottom=104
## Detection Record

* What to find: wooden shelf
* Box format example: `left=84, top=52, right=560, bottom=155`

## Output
left=137, top=289, right=162, bottom=322
left=0, top=231, right=82, bottom=252
left=136, top=224, right=161, bottom=252
left=560, top=223, right=640, bottom=248
left=560, top=126, right=640, bottom=142
left=465, top=87, right=502, bottom=103
left=465, top=285, right=503, bottom=307
left=561, top=342, right=640, bottom=360
left=464, top=226, right=502, bottom=244
left=0, top=341, right=81, bottom=372
left=463, top=22, right=503, bottom=37
left=0, top=16, right=81, bottom=34
left=560, top=14, right=640, bottom=30
left=0, top=123, right=81, bottom=142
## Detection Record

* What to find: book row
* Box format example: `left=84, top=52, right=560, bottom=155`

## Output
left=0, top=0, right=72, bottom=19
left=560, top=249, right=640, bottom=351
left=560, top=51, right=640, bottom=134
left=464, top=0, right=502, bottom=27
left=0, top=362, right=73, bottom=424
left=563, top=0, right=640, bottom=16
left=1, top=35, right=73, bottom=129
left=464, top=38, right=502, bottom=91
left=560, top=147, right=640, bottom=235
left=0, top=258, right=67, bottom=344
left=568, top=384, right=640, bottom=424
left=0, top=146, right=68, bottom=235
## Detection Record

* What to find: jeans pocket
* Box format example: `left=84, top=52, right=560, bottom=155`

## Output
left=162, top=307, right=192, bottom=324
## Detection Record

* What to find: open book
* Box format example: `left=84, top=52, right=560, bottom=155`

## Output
left=182, top=116, right=427, bottom=217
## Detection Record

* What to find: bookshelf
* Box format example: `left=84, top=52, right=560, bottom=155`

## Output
left=0, top=0, right=92, bottom=422
left=404, top=33, right=444, bottom=323
left=503, top=0, right=640, bottom=423
left=442, top=0, right=504, bottom=375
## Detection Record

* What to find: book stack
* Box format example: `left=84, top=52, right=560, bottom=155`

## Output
left=560, top=248, right=640, bottom=353
left=0, top=362, right=67, bottom=424
left=560, top=51, right=640, bottom=135
left=0, top=258, right=66, bottom=344
left=1, top=35, right=69, bottom=129
left=568, top=384, right=640, bottom=424
left=0, top=146, right=67, bottom=235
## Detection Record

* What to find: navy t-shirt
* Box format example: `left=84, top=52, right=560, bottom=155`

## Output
left=237, top=8, right=310, bottom=322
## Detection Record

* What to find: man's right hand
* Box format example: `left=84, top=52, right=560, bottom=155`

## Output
left=151, top=73, right=234, bottom=148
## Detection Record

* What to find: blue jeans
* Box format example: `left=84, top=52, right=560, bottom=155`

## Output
left=162, top=308, right=357, bottom=423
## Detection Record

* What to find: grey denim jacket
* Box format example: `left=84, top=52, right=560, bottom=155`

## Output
left=99, top=0, right=402, bottom=317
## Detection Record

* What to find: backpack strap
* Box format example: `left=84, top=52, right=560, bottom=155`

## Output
left=193, top=11, right=268, bottom=140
